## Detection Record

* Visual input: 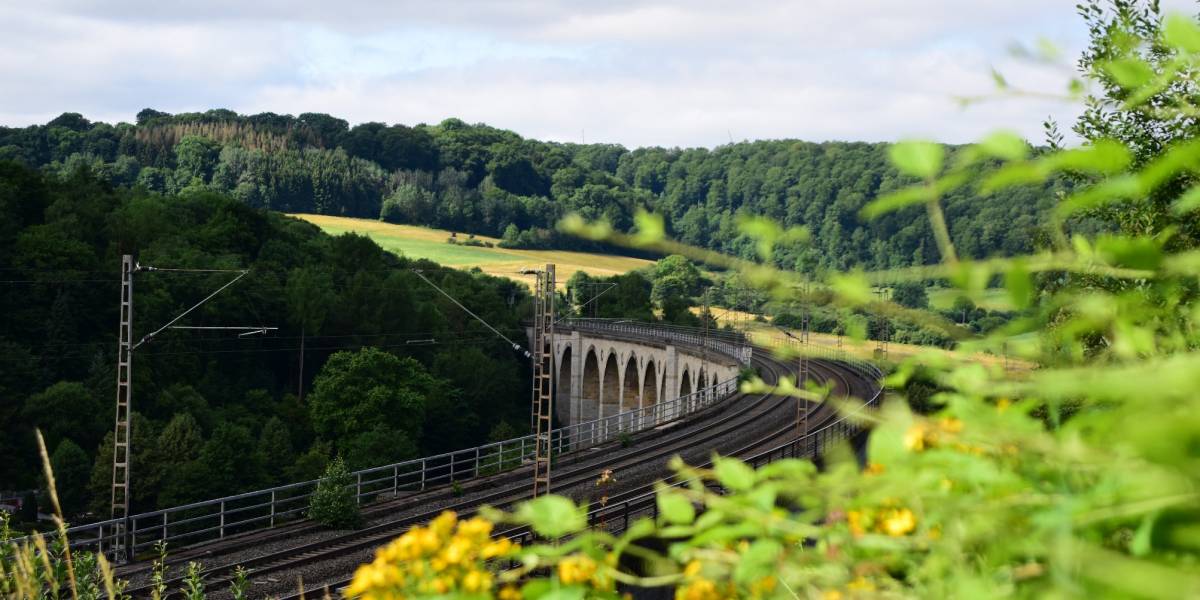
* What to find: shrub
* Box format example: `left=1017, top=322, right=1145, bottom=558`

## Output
left=307, top=456, right=362, bottom=529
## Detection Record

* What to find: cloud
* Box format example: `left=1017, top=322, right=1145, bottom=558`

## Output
left=2, top=1, right=1156, bottom=147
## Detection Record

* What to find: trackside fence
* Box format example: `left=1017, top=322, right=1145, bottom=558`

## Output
left=40, top=319, right=762, bottom=560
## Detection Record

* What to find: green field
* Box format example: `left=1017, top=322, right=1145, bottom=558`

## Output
left=292, top=214, right=654, bottom=286
left=928, top=287, right=1014, bottom=312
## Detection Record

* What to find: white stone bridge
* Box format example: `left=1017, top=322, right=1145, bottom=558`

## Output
left=541, top=319, right=745, bottom=427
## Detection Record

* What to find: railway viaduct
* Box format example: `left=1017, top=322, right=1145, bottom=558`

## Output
left=548, top=320, right=743, bottom=426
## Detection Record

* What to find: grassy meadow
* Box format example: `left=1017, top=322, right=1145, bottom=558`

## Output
left=290, top=214, right=653, bottom=287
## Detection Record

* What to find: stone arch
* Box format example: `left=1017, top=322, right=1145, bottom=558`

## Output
left=556, top=345, right=573, bottom=424
left=642, top=360, right=658, bottom=407
left=621, top=354, right=639, bottom=412
left=698, top=366, right=708, bottom=391
left=679, top=366, right=692, bottom=398
left=582, top=346, right=601, bottom=422
left=601, top=350, right=621, bottom=419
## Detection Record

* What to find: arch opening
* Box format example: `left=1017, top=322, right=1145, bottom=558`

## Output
left=601, top=352, right=621, bottom=419
left=642, top=361, right=658, bottom=407
left=556, top=346, right=573, bottom=425
left=679, top=367, right=692, bottom=398
left=621, top=355, right=639, bottom=412
left=582, top=347, right=600, bottom=422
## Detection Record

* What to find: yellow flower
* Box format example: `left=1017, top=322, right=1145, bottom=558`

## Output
left=822, top=591, right=843, bottom=600
left=684, top=560, right=703, bottom=578
left=903, top=422, right=929, bottom=451
left=847, top=510, right=866, bottom=537
left=481, top=537, right=514, bottom=559
left=996, top=397, right=1011, bottom=412
left=430, top=511, right=458, bottom=538
left=458, top=516, right=494, bottom=540
left=558, top=555, right=598, bottom=585
left=846, top=576, right=876, bottom=592
left=677, top=578, right=723, bottom=600
left=880, top=508, right=916, bottom=537
left=864, top=462, right=885, bottom=475
left=462, top=569, right=493, bottom=593
left=430, top=576, right=451, bottom=594
left=498, top=584, right=523, bottom=600
left=938, top=417, right=963, bottom=433
left=749, top=575, right=777, bottom=597
left=441, top=536, right=473, bottom=565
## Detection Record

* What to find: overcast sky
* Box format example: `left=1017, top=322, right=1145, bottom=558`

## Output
left=1, top=1, right=1195, bottom=147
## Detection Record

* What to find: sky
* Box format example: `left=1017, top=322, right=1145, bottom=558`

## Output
left=1, top=1, right=1195, bottom=148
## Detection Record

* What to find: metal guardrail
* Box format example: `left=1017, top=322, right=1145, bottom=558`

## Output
left=38, top=319, right=753, bottom=559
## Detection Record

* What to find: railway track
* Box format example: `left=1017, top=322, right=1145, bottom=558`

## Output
left=123, top=344, right=878, bottom=599
left=126, top=350, right=799, bottom=598
left=270, top=354, right=879, bottom=600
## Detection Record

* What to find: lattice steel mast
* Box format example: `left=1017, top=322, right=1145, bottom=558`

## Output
left=531, top=264, right=556, bottom=497
left=108, top=256, right=265, bottom=561
left=110, top=255, right=135, bottom=560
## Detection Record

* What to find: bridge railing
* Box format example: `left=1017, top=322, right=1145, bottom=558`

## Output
left=559, top=318, right=753, bottom=365
left=43, top=319, right=752, bottom=559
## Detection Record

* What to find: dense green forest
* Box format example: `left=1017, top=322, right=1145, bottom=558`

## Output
left=0, top=110, right=1078, bottom=272
left=0, top=161, right=541, bottom=521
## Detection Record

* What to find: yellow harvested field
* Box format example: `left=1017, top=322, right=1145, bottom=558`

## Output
left=291, top=214, right=653, bottom=288
left=695, top=306, right=1033, bottom=373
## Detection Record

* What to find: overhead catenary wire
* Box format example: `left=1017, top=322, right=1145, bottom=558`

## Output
left=412, top=269, right=531, bottom=358
left=133, top=267, right=251, bottom=349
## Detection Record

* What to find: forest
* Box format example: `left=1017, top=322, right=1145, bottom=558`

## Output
left=0, top=161, right=540, bottom=522
left=0, top=110, right=1088, bottom=274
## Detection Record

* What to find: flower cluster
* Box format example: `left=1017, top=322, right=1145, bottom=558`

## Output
left=846, top=506, right=918, bottom=538
left=347, top=511, right=517, bottom=599
left=902, top=417, right=962, bottom=451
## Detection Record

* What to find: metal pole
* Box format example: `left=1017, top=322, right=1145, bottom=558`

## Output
left=111, top=254, right=134, bottom=562
left=533, top=265, right=556, bottom=497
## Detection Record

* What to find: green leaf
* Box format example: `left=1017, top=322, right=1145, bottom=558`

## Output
left=521, top=581, right=587, bottom=600
left=713, top=456, right=756, bottom=491
left=632, top=209, right=665, bottom=246
left=889, top=140, right=944, bottom=179
left=1102, top=58, right=1154, bottom=89
left=657, top=489, right=695, bottom=525
left=1005, top=260, right=1033, bottom=310
left=990, top=68, right=1008, bottom=89
left=830, top=270, right=872, bottom=306
left=1171, top=185, right=1200, bottom=214
left=978, top=131, right=1029, bottom=161
left=744, top=485, right=777, bottom=512
left=1164, top=14, right=1200, bottom=53
left=757, top=458, right=816, bottom=480
left=733, top=539, right=783, bottom=584
left=1096, top=235, right=1164, bottom=270
left=1132, top=511, right=1160, bottom=557
left=1050, top=139, right=1132, bottom=175
left=861, top=186, right=933, bottom=218
left=737, top=215, right=783, bottom=259
left=516, top=496, right=587, bottom=539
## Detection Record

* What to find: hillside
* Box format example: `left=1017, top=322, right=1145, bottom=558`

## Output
left=292, top=214, right=653, bottom=287
left=0, top=161, right=535, bottom=518
left=0, top=110, right=1090, bottom=276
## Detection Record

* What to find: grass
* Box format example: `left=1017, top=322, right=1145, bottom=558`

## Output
left=696, top=306, right=1032, bottom=374
left=927, top=287, right=1014, bottom=312
left=290, top=214, right=654, bottom=287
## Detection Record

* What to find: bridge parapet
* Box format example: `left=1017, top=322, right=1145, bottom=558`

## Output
left=548, top=318, right=749, bottom=428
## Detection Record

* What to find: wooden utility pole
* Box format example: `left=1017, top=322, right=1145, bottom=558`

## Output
left=532, top=264, right=556, bottom=497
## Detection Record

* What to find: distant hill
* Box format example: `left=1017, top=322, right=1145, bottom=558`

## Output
left=1, top=109, right=1082, bottom=273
